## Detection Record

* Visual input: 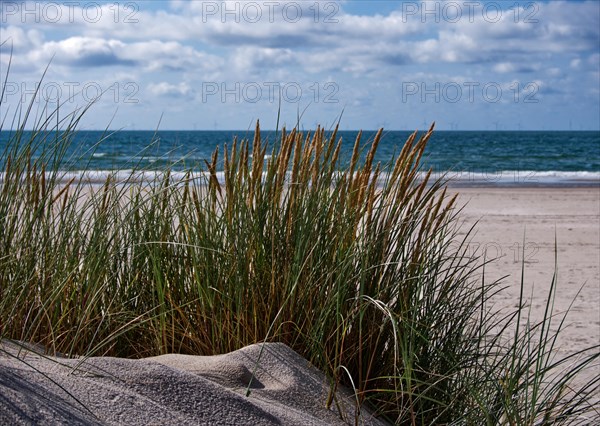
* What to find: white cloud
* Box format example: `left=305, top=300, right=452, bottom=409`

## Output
left=148, top=81, right=194, bottom=98
left=1, top=26, right=33, bottom=50
left=4, top=0, right=599, bottom=74
left=125, top=40, right=223, bottom=73
left=494, top=62, right=516, bottom=74
left=2, top=1, right=598, bottom=129
left=494, top=62, right=541, bottom=74
left=546, top=68, right=563, bottom=77
left=16, top=36, right=224, bottom=74
left=230, top=47, right=296, bottom=73
left=27, top=37, right=131, bottom=67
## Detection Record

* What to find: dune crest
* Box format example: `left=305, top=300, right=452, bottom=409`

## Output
left=0, top=340, right=385, bottom=425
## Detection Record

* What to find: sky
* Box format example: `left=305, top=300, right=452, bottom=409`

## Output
left=1, top=0, right=599, bottom=130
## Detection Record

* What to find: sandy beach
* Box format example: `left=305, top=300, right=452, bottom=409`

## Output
left=452, top=186, right=600, bottom=385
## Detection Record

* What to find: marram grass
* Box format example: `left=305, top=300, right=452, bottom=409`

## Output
left=0, top=82, right=599, bottom=424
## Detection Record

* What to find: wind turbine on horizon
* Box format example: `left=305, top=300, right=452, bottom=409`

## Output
left=377, top=119, right=390, bottom=129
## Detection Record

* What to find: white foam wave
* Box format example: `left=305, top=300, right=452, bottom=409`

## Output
left=1, top=169, right=598, bottom=187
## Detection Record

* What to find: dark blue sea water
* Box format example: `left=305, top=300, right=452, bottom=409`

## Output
left=1, top=130, right=599, bottom=186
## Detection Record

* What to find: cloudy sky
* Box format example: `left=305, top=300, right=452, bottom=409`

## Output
left=1, top=0, right=599, bottom=130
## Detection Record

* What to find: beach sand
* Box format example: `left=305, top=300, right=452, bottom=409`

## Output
left=1, top=186, right=598, bottom=424
left=0, top=340, right=385, bottom=425
left=451, top=186, right=600, bottom=386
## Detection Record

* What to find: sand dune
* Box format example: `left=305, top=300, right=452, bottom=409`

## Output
left=0, top=340, right=384, bottom=425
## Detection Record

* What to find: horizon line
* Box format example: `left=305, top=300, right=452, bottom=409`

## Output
left=2, top=128, right=599, bottom=132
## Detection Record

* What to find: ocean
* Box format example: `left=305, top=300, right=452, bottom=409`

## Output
left=1, top=130, right=599, bottom=186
